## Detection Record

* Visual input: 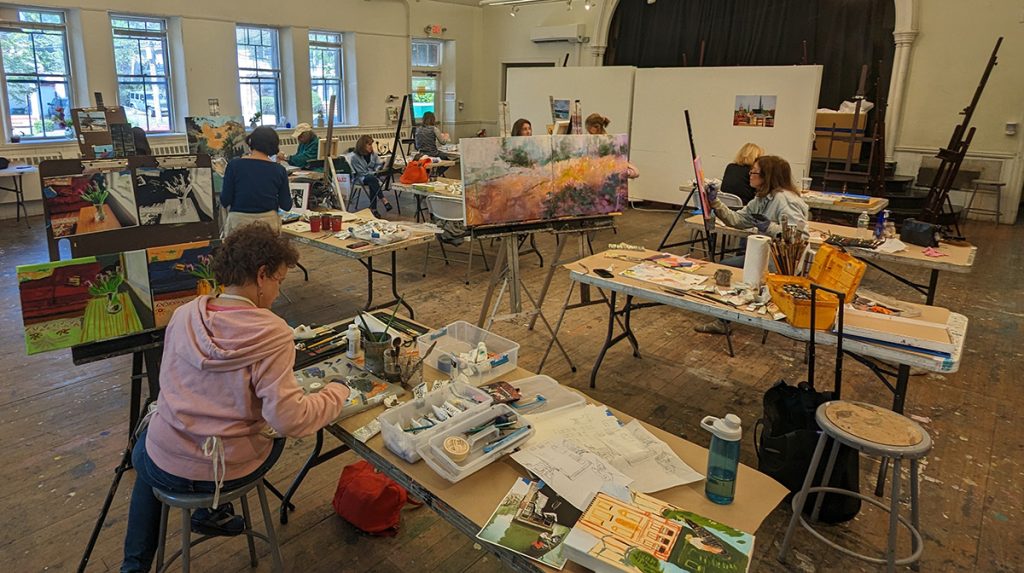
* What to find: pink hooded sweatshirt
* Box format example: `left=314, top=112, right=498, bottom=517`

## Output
left=146, top=296, right=349, bottom=481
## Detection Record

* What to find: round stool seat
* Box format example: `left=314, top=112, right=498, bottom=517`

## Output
left=816, top=400, right=931, bottom=459
left=153, top=478, right=260, bottom=509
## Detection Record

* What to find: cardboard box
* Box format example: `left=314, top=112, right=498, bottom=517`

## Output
left=813, top=112, right=868, bottom=160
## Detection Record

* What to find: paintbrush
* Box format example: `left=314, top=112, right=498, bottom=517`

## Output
left=402, top=340, right=438, bottom=385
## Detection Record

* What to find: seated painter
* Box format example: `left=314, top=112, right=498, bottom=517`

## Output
left=720, top=143, right=765, bottom=205
left=585, top=113, right=640, bottom=179
left=511, top=118, right=533, bottom=136
left=278, top=123, right=318, bottom=168
left=220, top=126, right=291, bottom=236
left=707, top=154, right=809, bottom=252
left=414, top=111, right=453, bottom=159
left=350, top=134, right=393, bottom=217
left=120, top=223, right=350, bottom=573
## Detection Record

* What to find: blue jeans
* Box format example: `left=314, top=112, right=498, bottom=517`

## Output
left=121, top=430, right=284, bottom=573
left=361, top=174, right=383, bottom=208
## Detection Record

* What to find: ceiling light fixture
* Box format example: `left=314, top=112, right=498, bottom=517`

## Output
left=584, top=0, right=592, bottom=10
left=511, top=5, right=519, bottom=16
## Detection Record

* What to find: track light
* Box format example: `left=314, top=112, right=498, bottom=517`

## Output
left=510, top=5, right=519, bottom=16
left=566, top=0, right=573, bottom=11
left=584, top=0, right=592, bottom=9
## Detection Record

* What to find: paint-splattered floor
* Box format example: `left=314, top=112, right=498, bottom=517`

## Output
left=0, top=198, right=1020, bottom=572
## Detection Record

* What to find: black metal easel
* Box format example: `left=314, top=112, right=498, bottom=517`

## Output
left=658, top=110, right=717, bottom=258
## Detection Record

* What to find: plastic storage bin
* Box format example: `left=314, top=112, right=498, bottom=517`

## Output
left=807, top=243, right=866, bottom=300
left=378, top=382, right=492, bottom=463
left=767, top=275, right=839, bottom=330
left=504, top=375, right=586, bottom=418
left=419, top=405, right=534, bottom=483
left=417, top=321, right=519, bottom=384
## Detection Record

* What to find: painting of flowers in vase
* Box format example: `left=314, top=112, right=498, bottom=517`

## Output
left=16, top=252, right=152, bottom=355
left=42, top=170, right=138, bottom=238
left=461, top=134, right=629, bottom=228
left=147, top=241, right=219, bottom=327
left=134, top=167, right=216, bottom=226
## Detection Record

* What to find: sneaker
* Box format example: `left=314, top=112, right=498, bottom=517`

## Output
left=695, top=320, right=729, bottom=335
left=191, top=503, right=245, bottom=537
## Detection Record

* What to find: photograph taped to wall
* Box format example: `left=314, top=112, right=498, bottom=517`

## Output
left=134, top=167, right=216, bottom=226
left=147, top=241, right=218, bottom=328
left=733, top=95, right=777, bottom=127
left=462, top=134, right=629, bottom=228
left=551, top=98, right=570, bottom=121
left=43, top=170, right=139, bottom=239
left=17, top=252, right=153, bottom=355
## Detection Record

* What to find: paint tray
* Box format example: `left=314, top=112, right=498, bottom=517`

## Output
left=767, top=275, right=839, bottom=330
left=377, top=382, right=492, bottom=463
left=505, top=375, right=586, bottom=418
left=416, top=321, right=519, bottom=384
left=419, top=404, right=534, bottom=484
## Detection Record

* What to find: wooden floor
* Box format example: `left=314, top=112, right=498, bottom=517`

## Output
left=1, top=198, right=1021, bottom=572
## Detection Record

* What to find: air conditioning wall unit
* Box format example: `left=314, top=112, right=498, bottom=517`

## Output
left=530, top=24, right=587, bottom=44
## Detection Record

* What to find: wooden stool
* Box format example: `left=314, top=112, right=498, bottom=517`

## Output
left=153, top=478, right=284, bottom=573
left=778, top=400, right=932, bottom=572
left=964, top=179, right=1005, bottom=223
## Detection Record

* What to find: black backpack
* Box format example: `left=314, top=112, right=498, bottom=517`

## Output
left=753, top=285, right=861, bottom=524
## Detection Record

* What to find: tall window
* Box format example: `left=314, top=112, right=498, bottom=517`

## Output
left=236, top=25, right=280, bottom=126
left=111, top=15, right=171, bottom=132
left=309, top=31, right=343, bottom=125
left=0, top=9, right=72, bottom=139
left=410, top=39, right=441, bottom=123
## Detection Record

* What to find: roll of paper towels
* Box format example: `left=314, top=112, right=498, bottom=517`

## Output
left=743, top=235, right=771, bottom=287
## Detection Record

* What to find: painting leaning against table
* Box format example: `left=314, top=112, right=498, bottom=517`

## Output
left=17, top=252, right=153, bottom=355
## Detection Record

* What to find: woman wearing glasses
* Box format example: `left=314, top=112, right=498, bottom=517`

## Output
left=707, top=154, right=808, bottom=239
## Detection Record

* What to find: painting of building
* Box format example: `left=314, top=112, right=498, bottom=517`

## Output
left=733, top=95, right=777, bottom=128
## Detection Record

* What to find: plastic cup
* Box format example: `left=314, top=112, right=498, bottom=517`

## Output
left=309, top=217, right=322, bottom=232
left=331, top=216, right=343, bottom=232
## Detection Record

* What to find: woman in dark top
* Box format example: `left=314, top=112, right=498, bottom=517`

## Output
left=132, top=127, right=152, bottom=155
left=220, top=126, right=291, bottom=236
left=720, top=143, right=764, bottom=205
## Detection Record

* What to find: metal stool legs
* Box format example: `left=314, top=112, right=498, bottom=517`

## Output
left=154, top=481, right=283, bottom=573
left=779, top=432, right=924, bottom=572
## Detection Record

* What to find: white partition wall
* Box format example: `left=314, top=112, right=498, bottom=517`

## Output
left=629, top=66, right=822, bottom=205
left=505, top=66, right=636, bottom=135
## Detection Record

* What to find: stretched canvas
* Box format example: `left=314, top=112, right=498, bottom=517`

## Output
left=185, top=116, right=246, bottom=193
left=147, top=241, right=218, bottom=328
left=43, top=170, right=139, bottom=239
left=462, top=134, right=629, bottom=228
left=134, top=167, right=216, bottom=225
left=17, top=252, right=152, bottom=355
left=289, top=182, right=311, bottom=214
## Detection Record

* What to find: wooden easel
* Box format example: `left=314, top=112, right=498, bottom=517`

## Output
left=821, top=65, right=874, bottom=195
left=920, top=37, right=1002, bottom=237
left=379, top=94, right=413, bottom=210
left=476, top=225, right=576, bottom=371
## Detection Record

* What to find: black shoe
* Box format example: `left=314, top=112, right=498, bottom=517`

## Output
left=371, top=209, right=382, bottom=219
left=382, top=200, right=394, bottom=212
left=191, top=503, right=245, bottom=537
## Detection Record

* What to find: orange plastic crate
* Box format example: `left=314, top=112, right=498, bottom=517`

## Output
left=807, top=243, right=866, bottom=301
left=767, top=275, right=839, bottom=330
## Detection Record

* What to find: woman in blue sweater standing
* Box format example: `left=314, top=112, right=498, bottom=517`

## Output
left=349, top=134, right=392, bottom=217
left=220, top=126, right=291, bottom=236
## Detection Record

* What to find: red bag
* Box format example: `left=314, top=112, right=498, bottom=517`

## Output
left=332, top=461, right=417, bottom=536
left=399, top=157, right=432, bottom=184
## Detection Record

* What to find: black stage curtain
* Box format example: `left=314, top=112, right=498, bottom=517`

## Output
left=605, top=0, right=895, bottom=109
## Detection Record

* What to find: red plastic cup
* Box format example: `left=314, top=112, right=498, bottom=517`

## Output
left=309, top=217, right=322, bottom=232
left=331, top=216, right=342, bottom=232
left=320, top=214, right=332, bottom=230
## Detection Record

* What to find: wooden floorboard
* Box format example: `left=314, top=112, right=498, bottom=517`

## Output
left=0, top=200, right=1021, bottom=571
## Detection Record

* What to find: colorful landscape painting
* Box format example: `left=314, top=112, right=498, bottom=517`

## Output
left=185, top=116, right=246, bottom=193
left=17, top=253, right=152, bottom=355
left=43, top=170, right=139, bottom=239
left=134, top=167, right=216, bottom=225
left=147, top=241, right=218, bottom=327
left=461, top=134, right=629, bottom=228
left=733, top=95, right=777, bottom=127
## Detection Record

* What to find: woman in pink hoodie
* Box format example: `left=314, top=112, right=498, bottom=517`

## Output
left=122, top=223, right=350, bottom=572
